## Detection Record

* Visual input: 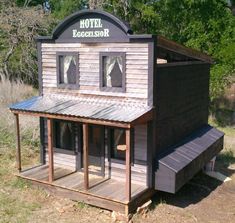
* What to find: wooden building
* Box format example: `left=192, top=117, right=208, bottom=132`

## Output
left=9, top=10, right=224, bottom=216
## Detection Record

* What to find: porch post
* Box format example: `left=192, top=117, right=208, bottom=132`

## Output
left=15, top=113, right=21, bottom=172
left=83, top=123, right=89, bottom=190
left=47, top=118, right=54, bottom=183
left=126, top=128, right=131, bottom=202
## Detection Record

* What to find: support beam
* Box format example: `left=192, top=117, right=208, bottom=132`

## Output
left=15, top=114, right=21, bottom=172
left=83, top=123, right=89, bottom=190
left=11, top=110, right=130, bottom=129
left=47, top=118, right=54, bottom=183
left=125, top=128, right=131, bottom=202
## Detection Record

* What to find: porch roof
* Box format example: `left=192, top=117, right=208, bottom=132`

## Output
left=9, top=96, right=153, bottom=126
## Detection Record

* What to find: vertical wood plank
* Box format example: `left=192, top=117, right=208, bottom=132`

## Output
left=83, top=123, right=89, bottom=190
left=126, top=128, right=131, bottom=202
left=100, top=126, right=105, bottom=177
left=15, top=114, right=21, bottom=172
left=47, top=118, right=54, bottom=183
left=147, top=122, right=153, bottom=187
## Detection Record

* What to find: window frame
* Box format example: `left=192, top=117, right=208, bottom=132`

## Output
left=99, top=52, right=126, bottom=92
left=53, top=119, right=77, bottom=155
left=56, top=52, right=79, bottom=89
left=107, top=127, right=134, bottom=165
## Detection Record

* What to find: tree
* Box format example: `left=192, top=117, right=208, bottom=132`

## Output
left=0, top=4, right=55, bottom=86
left=0, top=0, right=234, bottom=101
left=103, top=0, right=235, bottom=101
left=50, top=0, right=88, bottom=19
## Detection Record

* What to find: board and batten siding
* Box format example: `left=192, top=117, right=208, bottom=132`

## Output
left=44, top=124, right=148, bottom=186
left=41, top=43, right=149, bottom=105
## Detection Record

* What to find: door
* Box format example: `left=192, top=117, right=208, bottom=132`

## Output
left=88, top=125, right=105, bottom=176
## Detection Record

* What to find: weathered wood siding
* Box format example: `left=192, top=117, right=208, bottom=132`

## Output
left=134, top=124, right=147, bottom=163
left=155, top=62, right=210, bottom=154
left=105, top=161, right=147, bottom=186
left=41, top=43, right=149, bottom=105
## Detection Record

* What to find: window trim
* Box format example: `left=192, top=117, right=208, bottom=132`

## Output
left=53, top=119, right=77, bottom=155
left=107, top=127, right=134, bottom=165
left=99, top=52, right=126, bottom=92
left=56, top=52, right=79, bottom=89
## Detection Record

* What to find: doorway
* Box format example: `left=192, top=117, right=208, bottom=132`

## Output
left=88, top=125, right=105, bottom=176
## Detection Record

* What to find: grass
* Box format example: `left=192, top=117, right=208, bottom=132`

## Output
left=0, top=75, right=42, bottom=222
left=0, top=191, right=41, bottom=223
left=209, top=116, right=235, bottom=137
left=217, top=149, right=235, bottom=167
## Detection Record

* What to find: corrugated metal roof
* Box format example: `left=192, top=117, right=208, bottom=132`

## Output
left=158, top=125, right=224, bottom=173
left=9, top=96, right=152, bottom=123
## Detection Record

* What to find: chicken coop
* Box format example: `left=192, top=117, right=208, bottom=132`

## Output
left=9, top=10, right=224, bottom=216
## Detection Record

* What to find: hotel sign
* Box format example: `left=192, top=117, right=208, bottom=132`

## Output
left=72, top=18, right=110, bottom=38
left=54, top=11, right=131, bottom=42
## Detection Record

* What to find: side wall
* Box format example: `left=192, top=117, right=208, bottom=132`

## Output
left=155, top=62, right=210, bottom=154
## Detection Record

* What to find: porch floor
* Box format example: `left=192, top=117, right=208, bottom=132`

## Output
left=19, top=164, right=147, bottom=203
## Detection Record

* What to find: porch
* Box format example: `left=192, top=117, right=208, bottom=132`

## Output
left=19, top=164, right=147, bottom=204
left=10, top=95, right=154, bottom=215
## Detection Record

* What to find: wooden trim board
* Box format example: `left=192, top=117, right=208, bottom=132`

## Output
left=83, top=123, right=89, bottom=190
left=11, top=110, right=131, bottom=129
left=15, top=113, right=22, bottom=172
left=47, top=119, right=54, bottom=183
left=11, top=109, right=153, bottom=129
left=157, top=36, right=213, bottom=64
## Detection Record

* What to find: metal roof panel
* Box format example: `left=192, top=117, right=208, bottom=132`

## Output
left=9, top=96, right=152, bottom=123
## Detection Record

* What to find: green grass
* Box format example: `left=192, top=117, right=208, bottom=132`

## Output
left=0, top=128, right=42, bottom=223
left=75, top=201, right=89, bottom=209
left=217, top=149, right=235, bottom=166
left=209, top=116, right=235, bottom=137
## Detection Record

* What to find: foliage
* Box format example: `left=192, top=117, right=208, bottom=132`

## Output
left=0, top=4, right=56, bottom=86
left=0, top=0, right=234, bottom=100
left=103, top=0, right=235, bottom=101
left=50, top=0, right=88, bottom=19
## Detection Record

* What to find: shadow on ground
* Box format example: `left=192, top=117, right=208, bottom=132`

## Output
left=151, top=155, right=235, bottom=209
left=151, top=172, right=222, bottom=209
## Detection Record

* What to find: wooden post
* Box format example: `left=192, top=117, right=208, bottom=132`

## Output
left=47, top=118, right=54, bottom=183
left=15, top=114, right=21, bottom=172
left=126, top=128, right=131, bottom=202
left=83, top=123, right=89, bottom=190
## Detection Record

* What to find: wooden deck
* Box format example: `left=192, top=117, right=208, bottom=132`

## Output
left=19, top=164, right=148, bottom=204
